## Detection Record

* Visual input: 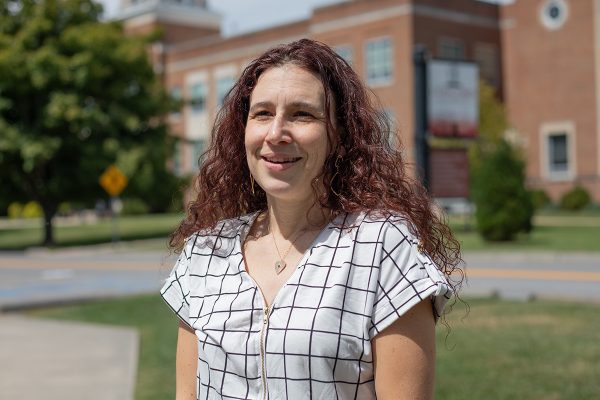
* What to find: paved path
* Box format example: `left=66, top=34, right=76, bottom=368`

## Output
left=0, top=244, right=175, bottom=311
left=0, top=315, right=139, bottom=400
left=462, top=252, right=600, bottom=301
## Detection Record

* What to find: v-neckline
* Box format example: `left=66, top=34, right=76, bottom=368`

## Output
left=238, top=211, right=341, bottom=309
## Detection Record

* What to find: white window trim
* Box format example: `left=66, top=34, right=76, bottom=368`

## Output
left=185, top=70, right=210, bottom=142
left=189, top=82, right=208, bottom=114
left=185, top=70, right=209, bottom=115
left=169, top=85, right=183, bottom=122
left=173, top=139, right=183, bottom=177
left=189, top=138, right=206, bottom=171
left=213, top=64, right=237, bottom=79
left=213, top=64, right=238, bottom=106
left=383, top=108, right=396, bottom=146
left=364, top=36, right=394, bottom=88
left=539, top=0, right=569, bottom=31
left=540, top=121, right=576, bottom=182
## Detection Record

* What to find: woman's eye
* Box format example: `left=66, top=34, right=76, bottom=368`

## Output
left=252, top=110, right=271, bottom=118
left=294, top=111, right=314, bottom=118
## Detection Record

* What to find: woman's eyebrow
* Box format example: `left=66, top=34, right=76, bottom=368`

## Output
left=288, top=101, right=324, bottom=114
left=249, top=101, right=324, bottom=115
left=248, top=101, right=272, bottom=113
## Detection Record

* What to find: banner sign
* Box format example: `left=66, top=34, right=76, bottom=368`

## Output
left=427, top=60, right=479, bottom=137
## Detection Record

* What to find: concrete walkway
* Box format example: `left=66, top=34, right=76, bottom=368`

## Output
left=0, top=315, right=139, bottom=400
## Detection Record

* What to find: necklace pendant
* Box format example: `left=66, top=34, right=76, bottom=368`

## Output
left=274, top=260, right=286, bottom=275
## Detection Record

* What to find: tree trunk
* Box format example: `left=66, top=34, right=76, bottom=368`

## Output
left=41, top=203, right=56, bottom=247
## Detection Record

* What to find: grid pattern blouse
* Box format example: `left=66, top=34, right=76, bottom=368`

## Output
left=161, top=211, right=452, bottom=400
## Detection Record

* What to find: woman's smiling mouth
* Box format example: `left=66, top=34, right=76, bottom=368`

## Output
left=261, top=155, right=302, bottom=171
left=261, top=155, right=302, bottom=164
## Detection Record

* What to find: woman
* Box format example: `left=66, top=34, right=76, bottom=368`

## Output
left=162, top=39, right=462, bottom=400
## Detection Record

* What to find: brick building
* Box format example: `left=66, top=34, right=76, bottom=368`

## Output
left=116, top=0, right=599, bottom=202
left=501, top=0, right=600, bottom=201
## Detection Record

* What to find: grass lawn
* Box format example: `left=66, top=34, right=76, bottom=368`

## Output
left=1, top=211, right=598, bottom=252
left=451, top=225, right=600, bottom=252
left=0, top=213, right=183, bottom=250
left=28, top=295, right=600, bottom=400
left=437, top=298, right=600, bottom=400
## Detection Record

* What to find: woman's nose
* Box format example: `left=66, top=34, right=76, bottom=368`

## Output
left=267, top=115, right=292, bottom=143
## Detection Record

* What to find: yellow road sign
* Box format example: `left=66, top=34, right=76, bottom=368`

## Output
left=99, top=165, right=128, bottom=197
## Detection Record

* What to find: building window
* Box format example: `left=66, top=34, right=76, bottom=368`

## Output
left=383, top=108, right=396, bottom=146
left=191, top=139, right=206, bottom=169
left=474, top=43, right=499, bottom=87
left=173, top=139, right=182, bottom=176
left=548, top=133, right=569, bottom=175
left=541, top=122, right=575, bottom=181
left=439, top=37, right=465, bottom=60
left=365, top=37, right=393, bottom=86
left=335, top=45, right=353, bottom=66
left=170, top=86, right=182, bottom=119
left=216, top=76, right=235, bottom=107
left=189, top=82, right=207, bottom=113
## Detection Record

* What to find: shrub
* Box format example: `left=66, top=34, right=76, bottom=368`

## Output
left=7, top=202, right=23, bottom=219
left=530, top=189, right=551, bottom=210
left=560, top=186, right=591, bottom=211
left=471, top=140, right=534, bottom=241
left=57, top=202, right=72, bottom=216
left=8, top=201, right=43, bottom=218
left=21, top=201, right=43, bottom=218
left=121, top=198, right=150, bottom=215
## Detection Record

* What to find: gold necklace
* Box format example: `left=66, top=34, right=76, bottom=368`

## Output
left=269, top=220, right=307, bottom=275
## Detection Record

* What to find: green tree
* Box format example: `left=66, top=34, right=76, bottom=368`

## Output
left=471, top=140, right=533, bottom=241
left=469, top=80, right=509, bottom=171
left=0, top=0, right=174, bottom=245
left=469, top=80, right=533, bottom=241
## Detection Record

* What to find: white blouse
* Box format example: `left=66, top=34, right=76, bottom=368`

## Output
left=161, top=211, right=451, bottom=400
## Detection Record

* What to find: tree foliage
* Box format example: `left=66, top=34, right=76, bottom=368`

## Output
left=470, top=80, right=533, bottom=241
left=471, top=140, right=533, bottom=241
left=0, top=0, right=174, bottom=244
left=469, top=80, right=509, bottom=172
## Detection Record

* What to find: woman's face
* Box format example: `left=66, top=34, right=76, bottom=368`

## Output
left=245, top=64, right=333, bottom=204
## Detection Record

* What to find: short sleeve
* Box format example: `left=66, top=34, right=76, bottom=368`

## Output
left=160, top=237, right=195, bottom=328
left=369, top=219, right=452, bottom=338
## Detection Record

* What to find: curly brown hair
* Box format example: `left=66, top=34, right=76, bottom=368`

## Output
left=170, top=38, right=463, bottom=295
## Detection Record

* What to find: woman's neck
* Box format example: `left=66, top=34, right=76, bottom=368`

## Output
left=264, top=196, right=330, bottom=238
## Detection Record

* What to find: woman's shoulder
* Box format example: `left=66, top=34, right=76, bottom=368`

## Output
left=345, top=210, right=417, bottom=240
left=181, top=212, right=258, bottom=251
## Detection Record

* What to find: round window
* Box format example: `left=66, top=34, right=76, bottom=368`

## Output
left=540, top=0, right=568, bottom=30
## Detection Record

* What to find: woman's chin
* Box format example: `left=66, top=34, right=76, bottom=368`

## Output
left=262, top=184, right=312, bottom=203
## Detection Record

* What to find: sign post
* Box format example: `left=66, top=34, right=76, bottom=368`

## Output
left=413, top=45, right=430, bottom=188
left=99, top=165, right=128, bottom=243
